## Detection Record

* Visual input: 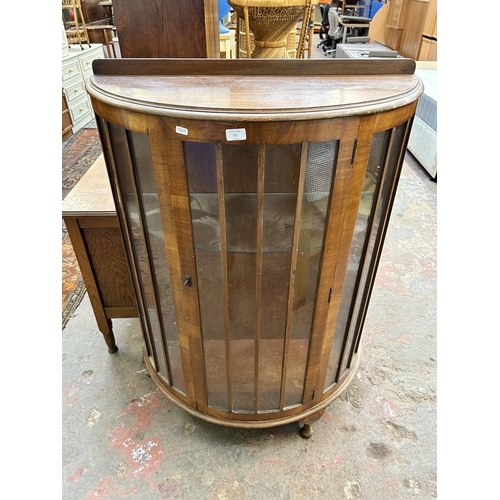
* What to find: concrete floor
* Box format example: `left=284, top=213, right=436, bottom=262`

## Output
left=62, top=34, right=436, bottom=499
left=62, top=150, right=436, bottom=499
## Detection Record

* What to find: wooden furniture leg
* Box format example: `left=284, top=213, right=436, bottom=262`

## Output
left=299, top=408, right=325, bottom=438
left=64, top=217, right=119, bottom=353
left=101, top=318, right=118, bottom=353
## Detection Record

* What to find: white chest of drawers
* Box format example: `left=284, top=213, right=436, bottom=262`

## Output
left=62, top=40, right=104, bottom=134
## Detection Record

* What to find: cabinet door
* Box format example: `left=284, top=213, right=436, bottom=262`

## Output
left=145, top=117, right=361, bottom=417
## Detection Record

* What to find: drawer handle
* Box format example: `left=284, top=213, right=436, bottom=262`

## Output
left=79, top=108, right=84, bottom=112
left=74, top=89, right=79, bottom=93
left=86, top=61, right=90, bottom=65
left=68, top=69, right=73, bottom=73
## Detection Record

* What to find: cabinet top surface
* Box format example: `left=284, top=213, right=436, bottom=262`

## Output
left=62, top=154, right=115, bottom=216
left=87, top=59, right=423, bottom=121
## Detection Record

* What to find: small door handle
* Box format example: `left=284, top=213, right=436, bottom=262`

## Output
left=183, top=275, right=192, bottom=287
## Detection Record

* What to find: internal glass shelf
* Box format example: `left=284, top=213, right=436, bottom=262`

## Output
left=190, top=193, right=328, bottom=254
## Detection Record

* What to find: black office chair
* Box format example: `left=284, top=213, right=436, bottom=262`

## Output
left=317, top=2, right=330, bottom=44
left=323, top=6, right=342, bottom=56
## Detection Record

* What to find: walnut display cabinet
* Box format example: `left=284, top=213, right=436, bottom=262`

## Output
left=87, top=58, right=423, bottom=437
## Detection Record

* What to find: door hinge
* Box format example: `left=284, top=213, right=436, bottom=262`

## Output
left=351, top=139, right=358, bottom=164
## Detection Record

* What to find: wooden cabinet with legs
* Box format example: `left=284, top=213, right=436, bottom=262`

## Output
left=62, top=155, right=138, bottom=353
left=87, top=58, right=422, bottom=436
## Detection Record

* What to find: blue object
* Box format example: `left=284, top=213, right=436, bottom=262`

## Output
left=370, top=1, right=384, bottom=19
left=218, top=0, right=231, bottom=33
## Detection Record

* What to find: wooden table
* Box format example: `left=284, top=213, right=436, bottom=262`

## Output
left=62, top=154, right=138, bottom=352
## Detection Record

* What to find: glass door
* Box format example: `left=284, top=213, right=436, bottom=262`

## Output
left=183, top=122, right=359, bottom=415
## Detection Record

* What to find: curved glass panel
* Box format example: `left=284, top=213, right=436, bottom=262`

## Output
left=259, top=144, right=301, bottom=411
left=107, top=124, right=169, bottom=382
left=324, top=123, right=407, bottom=391
left=128, top=131, right=185, bottom=393
left=284, top=140, right=338, bottom=408
left=105, top=124, right=187, bottom=394
left=323, top=130, right=390, bottom=390
left=340, top=123, right=407, bottom=376
left=185, top=142, right=227, bottom=409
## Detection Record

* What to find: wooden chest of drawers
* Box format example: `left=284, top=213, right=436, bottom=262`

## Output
left=62, top=43, right=104, bottom=133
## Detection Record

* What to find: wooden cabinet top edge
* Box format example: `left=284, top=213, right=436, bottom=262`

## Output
left=92, top=58, right=416, bottom=77
left=87, top=60, right=423, bottom=122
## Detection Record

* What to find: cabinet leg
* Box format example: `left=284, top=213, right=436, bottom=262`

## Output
left=300, top=424, right=313, bottom=438
left=100, top=318, right=118, bottom=353
left=298, top=408, right=325, bottom=439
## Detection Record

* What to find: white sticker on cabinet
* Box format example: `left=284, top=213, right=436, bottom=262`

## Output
left=176, top=126, right=188, bottom=136
left=225, top=128, right=247, bottom=141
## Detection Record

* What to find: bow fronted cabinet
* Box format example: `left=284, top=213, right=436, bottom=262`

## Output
left=87, top=58, right=423, bottom=437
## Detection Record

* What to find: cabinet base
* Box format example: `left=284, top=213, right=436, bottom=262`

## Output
left=143, top=345, right=361, bottom=431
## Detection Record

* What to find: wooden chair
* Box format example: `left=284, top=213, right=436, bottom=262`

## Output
left=62, top=0, right=90, bottom=49
left=297, top=0, right=318, bottom=58
left=229, top=0, right=313, bottom=59
left=87, top=25, right=117, bottom=57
